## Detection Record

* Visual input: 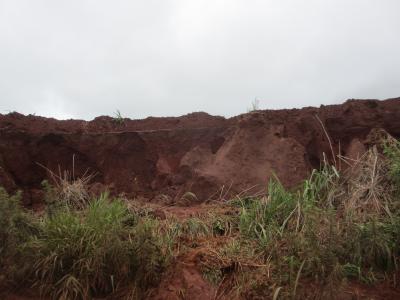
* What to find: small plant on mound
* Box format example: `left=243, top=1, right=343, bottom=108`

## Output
left=113, top=110, right=125, bottom=125
left=16, top=193, right=169, bottom=299
left=247, top=98, right=260, bottom=112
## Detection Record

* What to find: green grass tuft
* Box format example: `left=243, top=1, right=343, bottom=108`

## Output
left=12, top=193, right=169, bottom=299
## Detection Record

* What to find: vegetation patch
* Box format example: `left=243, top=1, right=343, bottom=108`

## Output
left=1, top=192, right=173, bottom=299
left=1, top=139, right=400, bottom=299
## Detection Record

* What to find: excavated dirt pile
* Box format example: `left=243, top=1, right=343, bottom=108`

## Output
left=1, top=98, right=400, bottom=207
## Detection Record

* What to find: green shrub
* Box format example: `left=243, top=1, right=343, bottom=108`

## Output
left=239, top=178, right=297, bottom=242
left=0, top=188, right=37, bottom=264
left=384, top=139, right=400, bottom=191
left=302, top=164, right=339, bottom=207
left=352, top=218, right=400, bottom=271
left=231, top=152, right=400, bottom=297
left=17, top=194, right=168, bottom=299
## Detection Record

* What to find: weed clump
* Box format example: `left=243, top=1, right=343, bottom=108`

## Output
left=0, top=186, right=174, bottom=299
left=39, top=164, right=94, bottom=211
left=15, top=194, right=168, bottom=299
left=384, top=138, right=400, bottom=192
left=203, top=145, right=400, bottom=299
left=0, top=188, right=36, bottom=270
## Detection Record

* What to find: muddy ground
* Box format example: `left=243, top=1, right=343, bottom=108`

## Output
left=1, top=98, right=400, bottom=208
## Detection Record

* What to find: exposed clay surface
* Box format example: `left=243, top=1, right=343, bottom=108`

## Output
left=1, top=98, right=400, bottom=206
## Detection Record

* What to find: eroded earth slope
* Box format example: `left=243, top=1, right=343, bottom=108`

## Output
left=1, top=98, right=399, bottom=207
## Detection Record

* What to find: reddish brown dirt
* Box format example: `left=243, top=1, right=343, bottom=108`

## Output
left=2, top=98, right=400, bottom=299
left=149, top=246, right=217, bottom=300
left=1, top=98, right=400, bottom=206
left=149, top=231, right=400, bottom=300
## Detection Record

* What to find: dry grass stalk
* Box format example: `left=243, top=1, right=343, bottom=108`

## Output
left=315, top=114, right=338, bottom=168
left=37, top=156, right=96, bottom=209
left=338, top=146, right=393, bottom=219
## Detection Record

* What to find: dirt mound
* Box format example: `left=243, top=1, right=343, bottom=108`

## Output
left=1, top=98, right=400, bottom=206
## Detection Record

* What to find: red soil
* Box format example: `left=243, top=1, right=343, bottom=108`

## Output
left=1, top=98, right=400, bottom=207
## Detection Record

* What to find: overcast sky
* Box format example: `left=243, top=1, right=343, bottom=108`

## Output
left=0, top=0, right=399, bottom=120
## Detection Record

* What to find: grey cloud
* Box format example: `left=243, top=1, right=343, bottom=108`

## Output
left=0, top=0, right=399, bottom=120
